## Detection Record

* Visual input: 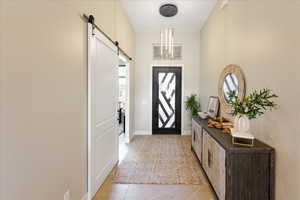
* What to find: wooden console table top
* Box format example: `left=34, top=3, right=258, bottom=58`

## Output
left=192, top=116, right=274, bottom=154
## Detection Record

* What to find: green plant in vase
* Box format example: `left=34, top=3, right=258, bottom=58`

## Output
left=228, top=89, right=278, bottom=133
left=185, top=94, right=201, bottom=116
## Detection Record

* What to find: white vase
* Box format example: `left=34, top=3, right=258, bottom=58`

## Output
left=234, top=115, right=250, bottom=133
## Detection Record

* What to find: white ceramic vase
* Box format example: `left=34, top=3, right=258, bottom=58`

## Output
left=234, top=115, right=250, bottom=133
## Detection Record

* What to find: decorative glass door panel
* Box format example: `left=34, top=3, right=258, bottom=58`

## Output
left=152, top=67, right=182, bottom=134
left=158, top=72, right=176, bottom=128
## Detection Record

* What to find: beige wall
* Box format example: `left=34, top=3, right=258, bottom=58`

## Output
left=134, top=32, right=200, bottom=135
left=199, top=0, right=300, bottom=199
left=115, top=1, right=136, bottom=141
left=115, top=1, right=135, bottom=57
left=0, top=0, right=135, bottom=199
left=0, top=0, right=5, bottom=199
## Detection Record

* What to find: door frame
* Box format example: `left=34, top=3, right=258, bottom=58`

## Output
left=149, top=64, right=184, bottom=135
left=118, top=53, right=132, bottom=143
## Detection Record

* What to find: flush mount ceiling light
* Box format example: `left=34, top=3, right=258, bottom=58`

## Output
left=159, top=3, right=178, bottom=17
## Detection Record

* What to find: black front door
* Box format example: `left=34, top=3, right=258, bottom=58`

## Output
left=152, top=67, right=182, bottom=134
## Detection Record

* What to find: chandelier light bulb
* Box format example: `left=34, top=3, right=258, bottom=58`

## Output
left=160, top=28, right=174, bottom=59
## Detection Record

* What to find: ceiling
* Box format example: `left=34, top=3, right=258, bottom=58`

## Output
left=121, top=0, right=217, bottom=33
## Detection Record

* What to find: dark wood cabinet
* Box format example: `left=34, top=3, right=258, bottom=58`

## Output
left=192, top=116, right=275, bottom=200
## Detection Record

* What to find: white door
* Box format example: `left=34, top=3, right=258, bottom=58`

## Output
left=88, top=24, right=119, bottom=199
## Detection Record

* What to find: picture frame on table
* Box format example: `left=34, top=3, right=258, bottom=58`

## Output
left=207, top=96, right=219, bottom=118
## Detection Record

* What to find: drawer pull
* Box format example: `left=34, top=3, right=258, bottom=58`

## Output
left=193, top=131, right=196, bottom=141
left=208, top=150, right=213, bottom=168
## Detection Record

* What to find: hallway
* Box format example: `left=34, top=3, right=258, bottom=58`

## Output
left=93, top=136, right=216, bottom=200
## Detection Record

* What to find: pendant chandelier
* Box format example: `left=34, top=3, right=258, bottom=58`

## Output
left=159, top=3, right=178, bottom=59
left=160, top=28, right=174, bottom=59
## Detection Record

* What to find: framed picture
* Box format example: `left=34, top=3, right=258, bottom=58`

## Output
left=207, top=96, right=219, bottom=118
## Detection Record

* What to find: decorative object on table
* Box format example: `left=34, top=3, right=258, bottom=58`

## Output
left=198, top=111, right=209, bottom=119
left=231, top=128, right=255, bottom=147
left=228, top=88, right=278, bottom=133
left=207, top=96, right=219, bottom=118
left=207, top=117, right=233, bottom=134
left=185, top=94, right=201, bottom=116
left=218, top=64, right=246, bottom=114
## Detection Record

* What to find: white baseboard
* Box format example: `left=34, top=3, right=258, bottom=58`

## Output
left=95, top=158, right=118, bottom=191
left=81, top=193, right=88, bottom=200
left=134, top=130, right=191, bottom=135
left=134, top=130, right=152, bottom=135
left=88, top=157, right=118, bottom=200
left=182, top=130, right=191, bottom=135
left=129, top=132, right=135, bottom=142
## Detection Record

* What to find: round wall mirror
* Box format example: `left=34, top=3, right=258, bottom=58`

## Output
left=218, top=65, right=246, bottom=113
left=223, top=73, right=239, bottom=103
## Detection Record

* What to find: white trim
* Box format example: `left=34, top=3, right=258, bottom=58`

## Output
left=149, top=64, right=185, bottom=135
left=87, top=23, right=93, bottom=200
left=118, top=52, right=131, bottom=144
left=182, top=130, right=192, bottom=135
left=134, top=130, right=152, bottom=135
left=95, top=158, right=118, bottom=193
left=125, top=62, right=131, bottom=143
left=118, top=54, right=127, bottom=63
left=81, top=193, right=88, bottom=200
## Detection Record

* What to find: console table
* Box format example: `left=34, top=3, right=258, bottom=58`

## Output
left=192, top=116, right=275, bottom=200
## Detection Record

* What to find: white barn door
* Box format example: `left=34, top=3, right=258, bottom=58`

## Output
left=87, top=24, right=119, bottom=199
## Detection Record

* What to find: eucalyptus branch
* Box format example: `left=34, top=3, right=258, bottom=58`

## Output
left=228, top=89, right=278, bottom=119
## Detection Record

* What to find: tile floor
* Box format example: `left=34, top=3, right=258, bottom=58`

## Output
left=93, top=135, right=216, bottom=200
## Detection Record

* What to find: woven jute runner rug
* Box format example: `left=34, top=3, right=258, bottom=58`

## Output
left=112, top=135, right=206, bottom=185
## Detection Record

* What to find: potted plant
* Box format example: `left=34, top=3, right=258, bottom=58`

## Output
left=228, top=89, right=278, bottom=133
left=185, top=94, right=201, bottom=116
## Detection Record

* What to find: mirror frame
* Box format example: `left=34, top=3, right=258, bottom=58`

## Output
left=218, top=64, right=246, bottom=114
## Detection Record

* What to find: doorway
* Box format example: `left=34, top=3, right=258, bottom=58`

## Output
left=117, top=55, right=130, bottom=162
left=118, top=64, right=126, bottom=138
left=152, top=67, right=182, bottom=134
